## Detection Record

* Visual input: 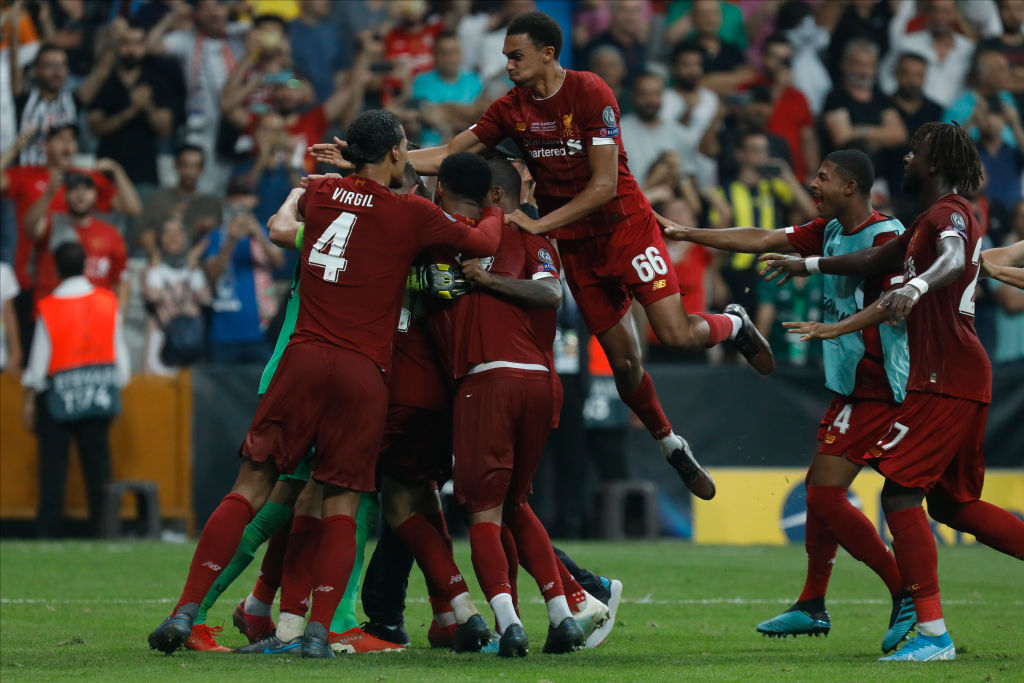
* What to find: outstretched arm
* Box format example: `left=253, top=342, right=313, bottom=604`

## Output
left=461, top=259, right=562, bottom=309
left=761, top=238, right=905, bottom=284
left=268, top=188, right=305, bottom=249
left=982, top=241, right=1024, bottom=289
left=407, top=128, right=489, bottom=175
left=657, top=212, right=794, bottom=254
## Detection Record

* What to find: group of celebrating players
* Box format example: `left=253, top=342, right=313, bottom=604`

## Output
left=147, top=11, right=1023, bottom=663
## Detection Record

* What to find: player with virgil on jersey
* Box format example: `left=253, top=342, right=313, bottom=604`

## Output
left=147, top=110, right=503, bottom=658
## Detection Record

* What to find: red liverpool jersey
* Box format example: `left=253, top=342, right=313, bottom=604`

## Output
left=897, top=194, right=991, bottom=404
left=470, top=69, right=650, bottom=241
left=294, top=175, right=502, bottom=373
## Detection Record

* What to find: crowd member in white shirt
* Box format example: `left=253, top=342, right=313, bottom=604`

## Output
left=621, top=72, right=700, bottom=186
left=879, top=0, right=974, bottom=108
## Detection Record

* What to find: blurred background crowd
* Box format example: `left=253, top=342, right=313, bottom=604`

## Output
left=1, top=0, right=1023, bottom=382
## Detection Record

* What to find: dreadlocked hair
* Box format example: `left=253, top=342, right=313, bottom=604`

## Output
left=910, top=122, right=983, bottom=194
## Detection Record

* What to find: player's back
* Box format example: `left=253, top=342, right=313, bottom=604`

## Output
left=293, top=175, right=484, bottom=372
left=900, top=194, right=991, bottom=403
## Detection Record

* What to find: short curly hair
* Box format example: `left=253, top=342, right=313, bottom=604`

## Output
left=506, top=11, right=563, bottom=59
left=341, top=110, right=404, bottom=167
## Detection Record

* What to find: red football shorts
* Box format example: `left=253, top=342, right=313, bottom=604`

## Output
left=817, top=396, right=898, bottom=463
left=558, top=211, right=681, bottom=334
left=242, top=343, right=387, bottom=491
left=376, top=405, right=452, bottom=488
left=863, top=391, right=987, bottom=503
left=452, top=368, right=554, bottom=512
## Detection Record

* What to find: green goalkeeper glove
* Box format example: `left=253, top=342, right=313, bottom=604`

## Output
left=408, top=263, right=471, bottom=300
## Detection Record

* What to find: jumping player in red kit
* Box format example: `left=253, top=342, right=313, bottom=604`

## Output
left=776, top=123, right=1024, bottom=662
left=313, top=11, right=775, bottom=501
left=147, top=110, right=503, bottom=658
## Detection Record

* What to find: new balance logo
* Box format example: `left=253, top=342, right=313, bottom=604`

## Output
left=542, top=581, right=555, bottom=592
left=202, top=561, right=223, bottom=572
left=449, top=574, right=463, bottom=585
left=314, top=585, right=335, bottom=593
left=300, top=597, right=311, bottom=607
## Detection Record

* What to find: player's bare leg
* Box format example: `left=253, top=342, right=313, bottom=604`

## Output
left=148, top=459, right=278, bottom=654
left=467, top=506, right=529, bottom=657
left=645, top=294, right=774, bottom=374
left=381, top=476, right=490, bottom=652
left=596, top=311, right=716, bottom=500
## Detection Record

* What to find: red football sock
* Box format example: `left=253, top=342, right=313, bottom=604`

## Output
left=798, top=503, right=838, bottom=602
left=555, top=555, right=586, bottom=610
left=469, top=522, right=511, bottom=601
left=426, top=508, right=454, bottom=553
left=619, top=371, right=672, bottom=439
left=253, top=521, right=290, bottom=599
left=808, top=486, right=903, bottom=596
left=886, top=507, right=942, bottom=623
left=395, top=514, right=470, bottom=601
left=941, top=500, right=1024, bottom=560
left=696, top=312, right=733, bottom=347
left=307, top=515, right=357, bottom=629
left=176, top=493, right=254, bottom=610
left=500, top=524, right=520, bottom=613
left=507, top=504, right=564, bottom=602
left=278, top=515, right=323, bottom=617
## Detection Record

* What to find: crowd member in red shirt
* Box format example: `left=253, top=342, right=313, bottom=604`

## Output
left=382, top=0, right=443, bottom=100
left=1, top=124, right=140, bottom=352
left=779, top=123, right=1024, bottom=663
left=33, top=173, right=128, bottom=306
left=148, top=109, right=503, bottom=658
left=741, top=33, right=819, bottom=183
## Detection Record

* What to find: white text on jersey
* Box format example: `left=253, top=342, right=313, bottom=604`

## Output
left=332, top=188, right=375, bottom=207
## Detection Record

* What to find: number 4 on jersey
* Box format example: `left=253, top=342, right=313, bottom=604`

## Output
left=309, top=211, right=357, bottom=282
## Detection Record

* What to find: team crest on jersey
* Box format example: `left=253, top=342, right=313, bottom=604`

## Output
left=515, top=121, right=527, bottom=131
left=538, top=248, right=553, bottom=264
left=562, top=113, right=576, bottom=137
left=602, top=105, right=616, bottom=127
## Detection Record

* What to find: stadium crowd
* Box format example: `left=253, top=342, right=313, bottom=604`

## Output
left=1, top=0, right=1022, bottom=380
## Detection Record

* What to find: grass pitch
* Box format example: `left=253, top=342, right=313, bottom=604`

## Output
left=0, top=540, right=1020, bottom=681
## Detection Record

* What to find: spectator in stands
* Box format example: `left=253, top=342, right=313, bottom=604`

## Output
left=978, top=0, right=1024, bottom=99
left=885, top=52, right=943, bottom=222
left=974, top=97, right=1024, bottom=213
left=822, top=39, right=907, bottom=168
left=705, top=85, right=791, bottom=185
left=237, top=112, right=303, bottom=224
left=587, top=44, right=630, bottom=113
left=147, top=0, right=244, bottom=192
left=621, top=72, right=700, bottom=187
left=946, top=48, right=1022, bottom=148
left=288, top=0, right=352, bottom=104
left=32, top=173, right=129, bottom=306
left=202, top=178, right=283, bottom=364
left=709, top=130, right=814, bottom=314
left=138, top=145, right=222, bottom=255
left=821, top=0, right=894, bottom=86
left=381, top=0, right=443, bottom=104
left=219, top=15, right=293, bottom=129
left=679, top=0, right=753, bottom=95
left=756, top=271, right=824, bottom=368
left=0, top=260, right=22, bottom=374
left=879, top=0, right=974, bottom=108
left=22, top=241, right=129, bottom=539
left=774, top=0, right=833, bottom=117
left=1, top=0, right=41, bottom=155
left=661, top=42, right=718, bottom=138
left=2, top=125, right=140, bottom=353
left=412, top=31, right=483, bottom=146
left=88, top=20, right=174, bottom=190
left=10, top=44, right=106, bottom=165
left=143, top=216, right=211, bottom=376
left=582, top=0, right=650, bottom=88
left=664, top=0, right=747, bottom=52
left=33, top=0, right=107, bottom=78
left=742, top=32, right=818, bottom=183
left=457, top=0, right=533, bottom=90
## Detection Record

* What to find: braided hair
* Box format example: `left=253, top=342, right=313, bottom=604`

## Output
left=910, top=121, right=983, bottom=194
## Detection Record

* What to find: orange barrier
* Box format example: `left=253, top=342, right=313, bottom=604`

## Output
left=0, top=371, right=193, bottom=531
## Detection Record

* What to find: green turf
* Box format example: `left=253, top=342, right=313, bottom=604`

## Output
left=0, top=540, right=1020, bottom=681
